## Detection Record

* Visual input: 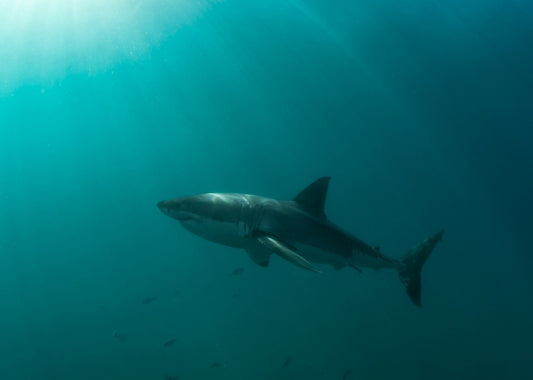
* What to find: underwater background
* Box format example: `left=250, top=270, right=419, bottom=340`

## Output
left=1, top=0, right=532, bottom=379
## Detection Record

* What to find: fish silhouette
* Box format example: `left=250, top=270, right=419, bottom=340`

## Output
left=282, top=356, right=292, bottom=368
left=230, top=267, right=244, bottom=276
left=163, top=338, right=177, bottom=347
left=112, top=330, right=128, bottom=343
left=141, top=296, right=157, bottom=305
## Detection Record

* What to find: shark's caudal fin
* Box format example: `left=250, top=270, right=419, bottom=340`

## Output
left=398, top=230, right=444, bottom=307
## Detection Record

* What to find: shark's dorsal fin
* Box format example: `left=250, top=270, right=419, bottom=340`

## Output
left=293, top=176, right=330, bottom=218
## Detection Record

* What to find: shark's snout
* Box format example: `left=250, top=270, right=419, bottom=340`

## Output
left=157, top=200, right=170, bottom=214
left=157, top=199, right=193, bottom=221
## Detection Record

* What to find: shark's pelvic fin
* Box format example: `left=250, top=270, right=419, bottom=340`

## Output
left=293, top=177, right=330, bottom=219
left=257, top=235, right=322, bottom=273
left=332, top=262, right=344, bottom=271
left=348, top=263, right=363, bottom=273
left=398, top=229, right=444, bottom=307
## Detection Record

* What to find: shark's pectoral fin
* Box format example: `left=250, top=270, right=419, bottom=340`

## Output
left=245, top=247, right=271, bottom=267
left=257, top=235, right=321, bottom=273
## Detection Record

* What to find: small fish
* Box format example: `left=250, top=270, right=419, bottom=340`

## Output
left=343, top=369, right=352, bottom=379
left=163, top=375, right=179, bottom=380
left=163, top=338, right=177, bottom=347
left=141, top=296, right=157, bottom=305
left=112, top=330, right=128, bottom=342
left=210, top=362, right=221, bottom=368
left=282, top=356, right=292, bottom=368
left=230, top=267, right=244, bottom=276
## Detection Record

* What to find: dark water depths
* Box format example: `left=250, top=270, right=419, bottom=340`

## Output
left=1, top=1, right=532, bottom=379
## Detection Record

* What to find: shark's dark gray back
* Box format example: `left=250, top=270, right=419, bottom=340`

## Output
left=247, top=177, right=380, bottom=259
left=256, top=200, right=356, bottom=257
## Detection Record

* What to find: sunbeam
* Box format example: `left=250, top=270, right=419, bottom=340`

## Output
left=0, top=0, right=211, bottom=94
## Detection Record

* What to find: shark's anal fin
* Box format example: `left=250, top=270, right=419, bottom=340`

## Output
left=332, top=262, right=361, bottom=273
left=257, top=235, right=321, bottom=273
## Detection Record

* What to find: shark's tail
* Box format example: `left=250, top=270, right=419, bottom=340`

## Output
left=398, top=230, right=444, bottom=307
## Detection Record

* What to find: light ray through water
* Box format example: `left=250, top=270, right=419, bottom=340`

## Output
left=0, top=0, right=211, bottom=95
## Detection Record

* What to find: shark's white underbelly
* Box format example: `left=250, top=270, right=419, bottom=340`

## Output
left=292, top=242, right=347, bottom=266
left=180, top=219, right=244, bottom=248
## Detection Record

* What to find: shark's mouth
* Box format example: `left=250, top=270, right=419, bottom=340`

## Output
left=177, top=213, right=201, bottom=223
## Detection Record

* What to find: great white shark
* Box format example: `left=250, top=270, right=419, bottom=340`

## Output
left=157, top=177, right=443, bottom=306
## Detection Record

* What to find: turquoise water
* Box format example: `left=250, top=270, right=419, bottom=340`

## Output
left=1, top=1, right=532, bottom=379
